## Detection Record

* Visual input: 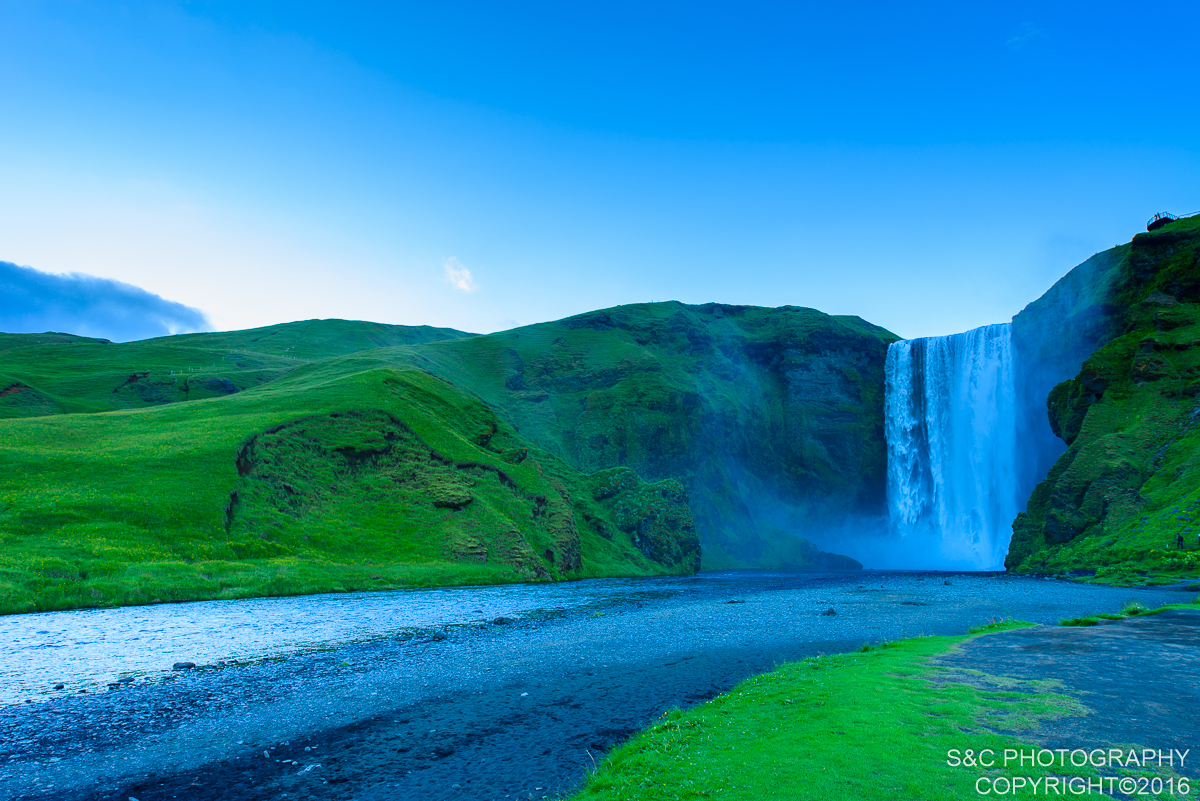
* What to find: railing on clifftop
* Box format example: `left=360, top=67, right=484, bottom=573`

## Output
left=1147, top=210, right=1200, bottom=232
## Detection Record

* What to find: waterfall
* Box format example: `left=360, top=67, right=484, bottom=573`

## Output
left=884, top=323, right=1017, bottom=570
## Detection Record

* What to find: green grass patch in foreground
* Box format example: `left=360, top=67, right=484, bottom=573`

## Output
left=1059, top=599, right=1151, bottom=626
left=1059, top=598, right=1200, bottom=626
left=1084, top=565, right=1190, bottom=587
left=575, top=620, right=1185, bottom=801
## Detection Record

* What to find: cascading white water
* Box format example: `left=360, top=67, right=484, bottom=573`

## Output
left=884, top=323, right=1017, bottom=570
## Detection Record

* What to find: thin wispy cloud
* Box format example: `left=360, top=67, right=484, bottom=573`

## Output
left=443, top=257, right=478, bottom=293
left=0, top=261, right=210, bottom=342
left=1006, top=23, right=1047, bottom=50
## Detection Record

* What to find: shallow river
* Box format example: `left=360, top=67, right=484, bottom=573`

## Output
left=1, top=570, right=1193, bottom=801
left=0, top=576, right=687, bottom=704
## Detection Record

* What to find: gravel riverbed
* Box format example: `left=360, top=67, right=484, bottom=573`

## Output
left=2, top=571, right=1193, bottom=801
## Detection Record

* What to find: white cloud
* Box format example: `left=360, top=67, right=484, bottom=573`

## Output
left=442, top=256, right=477, bottom=293
left=0, top=260, right=210, bottom=342
left=1006, top=23, right=1047, bottom=50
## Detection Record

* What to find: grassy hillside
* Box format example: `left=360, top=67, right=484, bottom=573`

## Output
left=0, top=319, right=475, bottom=418
left=387, top=302, right=899, bottom=569
left=1007, top=214, right=1200, bottom=580
left=153, top=318, right=475, bottom=360
left=0, top=356, right=697, bottom=614
left=0, top=302, right=894, bottom=613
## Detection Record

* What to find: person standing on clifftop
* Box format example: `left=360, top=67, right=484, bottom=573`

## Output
left=1178, top=533, right=1185, bottom=548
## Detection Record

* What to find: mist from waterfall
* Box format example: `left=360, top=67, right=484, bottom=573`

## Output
left=884, top=323, right=1018, bottom=570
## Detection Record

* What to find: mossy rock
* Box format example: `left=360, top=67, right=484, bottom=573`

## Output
left=429, top=480, right=474, bottom=509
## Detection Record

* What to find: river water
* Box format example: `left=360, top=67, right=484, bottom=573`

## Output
left=2, top=571, right=1194, bottom=801
left=0, top=576, right=690, bottom=705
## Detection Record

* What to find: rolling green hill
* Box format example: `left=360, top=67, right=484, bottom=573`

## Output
left=1007, top=214, right=1200, bottom=580
left=0, top=303, right=895, bottom=613
left=388, top=302, right=898, bottom=569
left=0, top=359, right=697, bottom=614
left=0, top=319, right=475, bottom=418
left=152, top=318, right=476, bottom=360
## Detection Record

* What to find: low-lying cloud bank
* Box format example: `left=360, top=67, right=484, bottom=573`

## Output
left=0, top=261, right=210, bottom=343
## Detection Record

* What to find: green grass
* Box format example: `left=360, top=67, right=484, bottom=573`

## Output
left=0, top=356, right=695, bottom=614
left=574, top=614, right=1196, bottom=801
left=148, top=318, right=475, bottom=360
left=1058, top=599, right=1156, bottom=626
left=0, top=318, right=474, bottom=418
left=1, top=301, right=900, bottom=616
left=1009, top=214, right=1200, bottom=580
left=372, top=301, right=898, bottom=570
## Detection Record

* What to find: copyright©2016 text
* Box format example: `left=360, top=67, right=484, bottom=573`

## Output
left=947, top=748, right=1192, bottom=796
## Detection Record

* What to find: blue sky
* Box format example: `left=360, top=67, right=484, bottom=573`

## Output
left=1, top=1, right=1197, bottom=339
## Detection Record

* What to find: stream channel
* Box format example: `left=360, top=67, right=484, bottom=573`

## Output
left=2, top=570, right=1194, bottom=800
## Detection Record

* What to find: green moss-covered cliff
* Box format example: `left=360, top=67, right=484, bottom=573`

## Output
left=1007, top=214, right=1200, bottom=577
left=395, top=301, right=899, bottom=570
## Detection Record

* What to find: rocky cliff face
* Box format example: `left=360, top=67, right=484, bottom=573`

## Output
left=402, top=301, right=898, bottom=570
left=1007, top=215, right=1200, bottom=576
left=1010, top=248, right=1125, bottom=509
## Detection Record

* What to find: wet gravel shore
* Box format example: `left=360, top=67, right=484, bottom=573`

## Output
left=936, top=607, right=1200, bottom=778
left=2, top=571, right=1193, bottom=801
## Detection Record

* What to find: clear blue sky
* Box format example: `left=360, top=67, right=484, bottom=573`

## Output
left=2, top=1, right=1197, bottom=339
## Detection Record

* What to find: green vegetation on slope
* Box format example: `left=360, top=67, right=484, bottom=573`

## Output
left=388, top=301, right=898, bottom=570
left=152, top=318, right=475, bottom=360
left=0, top=360, right=697, bottom=614
left=0, top=319, right=474, bottom=418
left=1008, top=214, right=1200, bottom=580
left=0, top=301, right=894, bottom=612
left=573, top=619, right=1192, bottom=801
